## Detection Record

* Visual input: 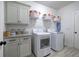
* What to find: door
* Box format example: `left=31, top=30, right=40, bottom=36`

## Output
left=74, top=11, right=79, bottom=49
left=0, top=2, right=4, bottom=57
left=6, top=2, right=18, bottom=23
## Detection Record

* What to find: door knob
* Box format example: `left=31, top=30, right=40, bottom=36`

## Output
left=2, top=41, right=6, bottom=45
left=0, top=41, right=6, bottom=46
left=0, top=41, right=3, bottom=46
left=74, top=32, right=77, bottom=34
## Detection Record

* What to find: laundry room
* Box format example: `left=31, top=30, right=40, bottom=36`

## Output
left=0, top=0, right=79, bottom=57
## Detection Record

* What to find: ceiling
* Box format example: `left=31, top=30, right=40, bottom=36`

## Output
left=35, top=1, right=74, bottom=10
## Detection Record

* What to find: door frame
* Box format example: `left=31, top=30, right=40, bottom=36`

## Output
left=0, top=1, right=5, bottom=57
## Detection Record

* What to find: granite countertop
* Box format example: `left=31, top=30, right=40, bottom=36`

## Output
left=4, top=34, right=32, bottom=39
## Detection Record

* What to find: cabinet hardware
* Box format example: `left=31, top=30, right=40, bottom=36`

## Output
left=24, top=38, right=29, bottom=40
left=18, top=43, right=22, bottom=45
left=9, top=39, right=16, bottom=42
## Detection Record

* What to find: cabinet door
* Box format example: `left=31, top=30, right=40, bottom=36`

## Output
left=19, top=37, right=31, bottom=57
left=4, top=38, right=19, bottom=57
left=6, top=2, right=18, bottom=23
left=4, top=42, right=18, bottom=57
left=19, top=5, right=29, bottom=24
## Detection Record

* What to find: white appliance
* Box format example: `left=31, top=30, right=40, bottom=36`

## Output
left=32, top=32, right=51, bottom=57
left=51, top=32, right=64, bottom=51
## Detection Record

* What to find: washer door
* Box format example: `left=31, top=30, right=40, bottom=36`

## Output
left=40, top=38, right=50, bottom=49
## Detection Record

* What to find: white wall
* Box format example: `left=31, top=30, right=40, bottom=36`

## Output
left=58, top=2, right=79, bottom=47
left=0, top=1, right=5, bottom=56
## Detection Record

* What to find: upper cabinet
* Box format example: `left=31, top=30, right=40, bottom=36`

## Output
left=6, top=2, right=18, bottom=24
left=19, top=4, right=29, bottom=24
left=5, top=2, right=30, bottom=25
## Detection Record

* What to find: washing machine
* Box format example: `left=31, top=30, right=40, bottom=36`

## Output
left=51, top=32, right=64, bottom=51
left=32, top=32, right=51, bottom=57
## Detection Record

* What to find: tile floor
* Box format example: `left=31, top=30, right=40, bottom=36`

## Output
left=29, top=47, right=79, bottom=57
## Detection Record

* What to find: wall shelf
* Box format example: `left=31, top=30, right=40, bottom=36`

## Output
left=5, top=23, right=29, bottom=25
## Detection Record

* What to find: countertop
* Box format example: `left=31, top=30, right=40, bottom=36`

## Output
left=4, top=34, right=32, bottom=39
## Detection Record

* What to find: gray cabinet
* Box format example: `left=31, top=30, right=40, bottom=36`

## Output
left=4, top=36, right=31, bottom=57
left=19, top=37, right=31, bottom=57
left=5, top=2, right=30, bottom=24
left=6, top=2, right=18, bottom=24
left=4, top=38, right=19, bottom=57
left=19, top=5, right=29, bottom=24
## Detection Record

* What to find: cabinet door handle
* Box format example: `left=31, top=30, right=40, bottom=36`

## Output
left=18, top=43, right=22, bottom=45
left=9, top=39, right=16, bottom=42
left=24, top=38, right=28, bottom=40
left=18, top=20, right=21, bottom=23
